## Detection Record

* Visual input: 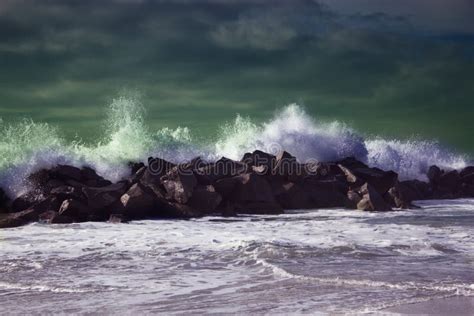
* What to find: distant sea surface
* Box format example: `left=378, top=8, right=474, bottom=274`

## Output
left=1, top=199, right=474, bottom=314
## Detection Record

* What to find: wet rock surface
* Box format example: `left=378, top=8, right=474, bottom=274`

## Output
left=1, top=151, right=473, bottom=228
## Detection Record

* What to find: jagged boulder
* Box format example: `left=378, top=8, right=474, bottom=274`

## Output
left=461, top=172, right=474, bottom=186
left=273, top=151, right=298, bottom=178
left=460, top=166, right=474, bottom=178
left=0, top=188, right=8, bottom=213
left=346, top=189, right=362, bottom=209
left=0, top=195, right=62, bottom=227
left=233, top=173, right=275, bottom=203
left=161, top=167, right=197, bottom=204
left=51, top=165, right=83, bottom=182
left=187, top=185, right=222, bottom=213
left=241, top=150, right=276, bottom=170
left=336, top=157, right=368, bottom=169
left=58, top=199, right=91, bottom=221
left=147, top=157, right=176, bottom=179
left=128, top=162, right=145, bottom=175
left=50, top=185, right=85, bottom=201
left=304, top=178, right=349, bottom=208
left=357, top=183, right=392, bottom=212
left=195, top=157, right=248, bottom=184
left=217, top=173, right=282, bottom=214
left=120, top=183, right=157, bottom=219
left=427, top=165, right=442, bottom=186
left=338, top=164, right=361, bottom=185
left=353, top=168, right=398, bottom=195
left=462, top=183, right=474, bottom=197
left=0, top=208, right=42, bottom=228
left=82, top=182, right=128, bottom=210
left=80, top=167, right=112, bottom=187
left=273, top=182, right=314, bottom=209
left=438, top=170, right=461, bottom=193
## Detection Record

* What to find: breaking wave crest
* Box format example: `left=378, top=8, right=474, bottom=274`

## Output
left=0, top=96, right=468, bottom=197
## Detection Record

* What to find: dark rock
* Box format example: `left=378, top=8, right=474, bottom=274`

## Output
left=460, top=166, right=474, bottom=178
left=0, top=208, right=42, bottom=228
left=44, top=179, right=66, bottom=193
left=161, top=168, right=197, bottom=204
left=357, top=183, right=392, bottom=212
left=58, top=199, right=90, bottom=221
left=400, top=180, right=431, bottom=201
left=273, top=151, right=298, bottom=178
left=11, top=193, right=61, bottom=213
left=0, top=188, right=9, bottom=213
left=461, top=172, right=474, bottom=185
left=311, top=162, right=343, bottom=178
left=131, top=166, right=147, bottom=184
left=1, top=196, right=61, bottom=227
left=50, top=185, right=85, bottom=201
left=241, top=150, right=276, bottom=170
left=438, top=170, right=461, bottom=194
left=187, top=185, right=222, bottom=213
left=214, top=176, right=241, bottom=200
left=346, top=189, right=362, bottom=209
left=11, top=193, right=38, bottom=213
left=251, top=165, right=268, bottom=175
left=82, top=182, right=128, bottom=210
left=80, top=167, right=112, bottom=187
left=351, top=167, right=398, bottom=195
left=195, top=157, right=248, bottom=184
left=180, top=156, right=208, bottom=171
left=120, top=183, right=156, bottom=219
left=52, top=165, right=83, bottom=182
left=147, top=157, right=176, bottom=179
left=27, top=169, right=53, bottom=188
left=38, top=211, right=74, bottom=224
left=336, top=157, right=368, bottom=169
left=386, top=185, right=411, bottom=209
left=128, top=162, right=145, bottom=175
left=232, top=173, right=275, bottom=204
left=304, top=179, right=349, bottom=208
left=338, top=164, right=361, bottom=184
left=462, top=183, right=474, bottom=197
left=217, top=173, right=282, bottom=214
left=273, top=182, right=313, bottom=209
left=427, top=165, right=442, bottom=186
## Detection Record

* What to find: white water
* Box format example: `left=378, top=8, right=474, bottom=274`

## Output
left=1, top=199, right=474, bottom=314
left=0, top=96, right=468, bottom=198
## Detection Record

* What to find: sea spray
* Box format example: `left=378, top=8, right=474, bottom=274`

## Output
left=215, top=104, right=368, bottom=162
left=0, top=96, right=469, bottom=197
left=365, top=138, right=468, bottom=180
left=0, top=96, right=204, bottom=197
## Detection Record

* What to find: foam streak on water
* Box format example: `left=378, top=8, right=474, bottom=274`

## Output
left=0, top=96, right=468, bottom=197
left=0, top=200, right=473, bottom=314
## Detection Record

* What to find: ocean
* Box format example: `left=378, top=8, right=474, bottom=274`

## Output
left=0, top=97, right=469, bottom=198
left=1, top=199, right=474, bottom=314
left=0, top=97, right=473, bottom=314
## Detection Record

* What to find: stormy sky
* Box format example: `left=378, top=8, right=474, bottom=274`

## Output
left=0, top=0, right=473, bottom=153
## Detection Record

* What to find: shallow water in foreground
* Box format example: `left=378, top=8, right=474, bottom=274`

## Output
left=1, top=199, right=474, bottom=314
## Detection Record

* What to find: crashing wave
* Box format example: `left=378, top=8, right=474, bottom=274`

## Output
left=0, top=96, right=468, bottom=197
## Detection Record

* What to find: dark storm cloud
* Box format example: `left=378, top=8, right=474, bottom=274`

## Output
left=0, top=0, right=473, bottom=152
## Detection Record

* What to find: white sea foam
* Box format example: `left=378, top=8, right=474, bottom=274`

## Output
left=0, top=96, right=469, bottom=197
left=1, top=200, right=474, bottom=313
